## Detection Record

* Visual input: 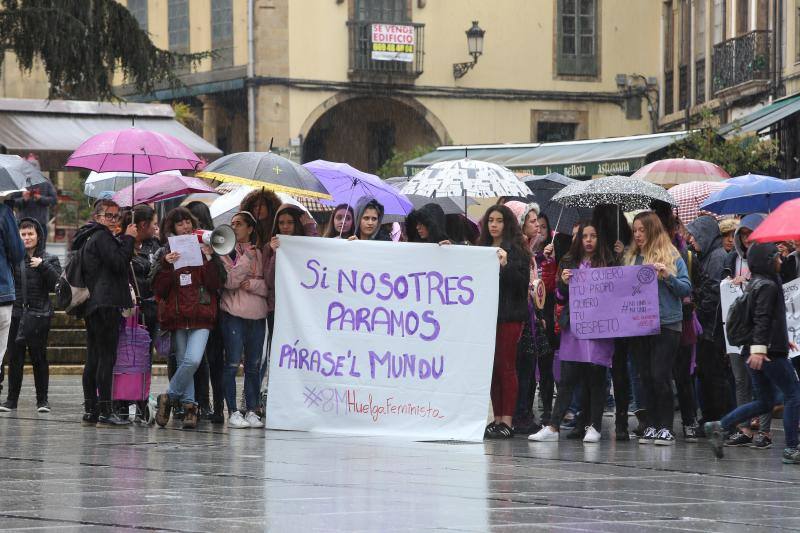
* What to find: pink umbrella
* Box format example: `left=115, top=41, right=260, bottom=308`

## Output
left=67, top=128, right=203, bottom=174
left=113, top=172, right=218, bottom=207
left=632, top=158, right=730, bottom=186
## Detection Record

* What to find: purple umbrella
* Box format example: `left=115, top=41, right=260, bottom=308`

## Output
left=67, top=128, right=203, bottom=173
left=303, top=160, right=413, bottom=216
left=112, top=172, right=219, bottom=207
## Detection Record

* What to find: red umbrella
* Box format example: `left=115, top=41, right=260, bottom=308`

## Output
left=632, top=158, right=730, bottom=186
left=668, top=181, right=729, bottom=224
left=750, top=198, right=800, bottom=243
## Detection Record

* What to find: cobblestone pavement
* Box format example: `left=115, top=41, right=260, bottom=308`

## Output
left=1, top=376, right=800, bottom=532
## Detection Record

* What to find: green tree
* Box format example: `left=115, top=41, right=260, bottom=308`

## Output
left=0, top=0, right=211, bottom=100
left=666, top=111, right=779, bottom=177
left=376, top=145, right=434, bottom=179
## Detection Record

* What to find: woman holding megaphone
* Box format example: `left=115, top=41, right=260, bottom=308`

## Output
left=219, top=211, right=268, bottom=429
left=150, top=207, right=224, bottom=430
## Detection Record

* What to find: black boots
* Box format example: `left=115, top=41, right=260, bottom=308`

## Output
left=81, top=399, right=98, bottom=426
left=96, top=401, right=131, bottom=428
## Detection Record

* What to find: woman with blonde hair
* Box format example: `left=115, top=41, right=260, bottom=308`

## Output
left=625, top=211, right=692, bottom=446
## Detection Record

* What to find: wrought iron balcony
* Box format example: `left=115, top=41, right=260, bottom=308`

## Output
left=712, top=30, right=771, bottom=95
left=347, top=20, right=425, bottom=79
left=695, top=58, right=706, bottom=104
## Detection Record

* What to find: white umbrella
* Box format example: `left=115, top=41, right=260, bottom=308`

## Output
left=84, top=170, right=181, bottom=198
left=400, top=158, right=531, bottom=198
left=210, top=185, right=311, bottom=227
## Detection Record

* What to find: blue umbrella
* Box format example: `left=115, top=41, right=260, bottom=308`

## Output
left=700, top=174, right=800, bottom=214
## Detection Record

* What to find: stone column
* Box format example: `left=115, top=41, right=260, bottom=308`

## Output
left=199, top=95, right=218, bottom=146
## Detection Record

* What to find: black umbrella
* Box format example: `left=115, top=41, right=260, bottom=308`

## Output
left=197, top=151, right=331, bottom=199
left=406, top=194, right=477, bottom=215
left=522, top=173, right=591, bottom=233
left=0, top=154, right=48, bottom=192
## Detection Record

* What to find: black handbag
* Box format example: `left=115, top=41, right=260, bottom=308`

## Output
left=15, top=260, right=51, bottom=345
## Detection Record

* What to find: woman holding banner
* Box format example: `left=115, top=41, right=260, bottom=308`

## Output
left=479, top=205, right=530, bottom=439
left=323, top=204, right=356, bottom=239
left=529, top=222, right=616, bottom=444
left=625, top=212, right=692, bottom=446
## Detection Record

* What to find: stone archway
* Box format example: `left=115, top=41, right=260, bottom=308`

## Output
left=300, top=94, right=448, bottom=173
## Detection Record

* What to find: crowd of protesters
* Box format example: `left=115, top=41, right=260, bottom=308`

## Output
left=0, top=184, right=798, bottom=465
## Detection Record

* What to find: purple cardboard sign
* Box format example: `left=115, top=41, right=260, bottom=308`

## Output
left=568, top=265, right=660, bottom=340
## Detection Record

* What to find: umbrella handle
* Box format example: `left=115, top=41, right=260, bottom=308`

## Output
left=554, top=206, right=565, bottom=233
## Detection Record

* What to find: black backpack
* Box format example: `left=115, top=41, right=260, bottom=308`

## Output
left=54, top=235, right=92, bottom=316
left=725, top=278, right=767, bottom=347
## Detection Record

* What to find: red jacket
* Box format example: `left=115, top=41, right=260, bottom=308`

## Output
left=152, top=254, right=223, bottom=331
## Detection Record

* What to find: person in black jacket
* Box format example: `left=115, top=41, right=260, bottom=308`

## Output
left=705, top=243, right=800, bottom=464
left=0, top=218, right=61, bottom=412
left=686, top=215, right=731, bottom=431
left=72, top=199, right=136, bottom=428
left=405, top=203, right=451, bottom=244
left=480, top=205, right=530, bottom=439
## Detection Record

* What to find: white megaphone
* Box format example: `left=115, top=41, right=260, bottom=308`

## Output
left=195, top=225, right=236, bottom=256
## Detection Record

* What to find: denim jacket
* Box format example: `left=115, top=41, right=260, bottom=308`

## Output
left=0, top=203, right=26, bottom=304
left=634, top=254, right=692, bottom=326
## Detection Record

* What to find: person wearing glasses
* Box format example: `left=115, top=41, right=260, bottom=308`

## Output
left=71, top=199, right=137, bottom=427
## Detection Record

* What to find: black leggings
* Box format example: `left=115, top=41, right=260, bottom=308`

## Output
left=610, top=338, right=630, bottom=431
left=674, top=344, right=698, bottom=426
left=83, top=308, right=122, bottom=404
left=695, top=336, right=731, bottom=423
left=5, top=317, right=49, bottom=404
left=631, top=329, right=681, bottom=431
left=550, top=360, right=607, bottom=431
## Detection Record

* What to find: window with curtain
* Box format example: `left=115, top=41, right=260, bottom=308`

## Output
left=556, top=0, right=598, bottom=77
left=127, top=0, right=148, bottom=32
left=736, top=0, right=749, bottom=35
left=168, top=0, right=190, bottom=53
left=211, top=0, right=233, bottom=68
left=695, top=0, right=706, bottom=58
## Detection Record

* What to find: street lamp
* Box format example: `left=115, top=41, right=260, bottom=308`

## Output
left=616, top=73, right=660, bottom=133
left=453, top=21, right=485, bottom=79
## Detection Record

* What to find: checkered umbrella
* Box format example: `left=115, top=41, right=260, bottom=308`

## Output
left=632, top=158, right=730, bottom=186
left=399, top=158, right=531, bottom=198
left=668, top=181, right=729, bottom=224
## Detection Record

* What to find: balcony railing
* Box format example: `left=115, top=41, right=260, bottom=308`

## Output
left=347, top=20, right=425, bottom=78
left=712, top=30, right=771, bottom=95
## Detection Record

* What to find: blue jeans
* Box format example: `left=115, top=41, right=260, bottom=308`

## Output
left=720, top=356, right=800, bottom=448
left=167, top=328, right=210, bottom=405
left=222, top=312, right=266, bottom=413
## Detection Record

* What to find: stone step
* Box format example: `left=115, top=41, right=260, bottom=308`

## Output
left=48, top=329, right=87, bottom=347
left=51, top=312, right=85, bottom=329
left=47, top=346, right=87, bottom=365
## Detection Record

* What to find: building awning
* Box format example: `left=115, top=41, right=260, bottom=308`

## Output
left=0, top=98, right=222, bottom=171
left=719, top=94, right=800, bottom=137
left=404, top=131, right=687, bottom=178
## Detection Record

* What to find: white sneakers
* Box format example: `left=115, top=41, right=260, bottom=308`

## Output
left=228, top=410, right=264, bottom=429
left=245, top=411, right=264, bottom=428
left=529, top=426, right=559, bottom=441
left=583, top=425, right=601, bottom=443
left=228, top=411, right=249, bottom=429
left=529, top=425, right=602, bottom=443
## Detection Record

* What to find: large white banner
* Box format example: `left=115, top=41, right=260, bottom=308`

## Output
left=721, top=278, right=800, bottom=358
left=266, top=236, right=499, bottom=441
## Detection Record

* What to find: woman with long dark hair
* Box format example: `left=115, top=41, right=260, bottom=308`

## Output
left=151, top=207, right=224, bottom=430
left=323, top=204, right=356, bottom=239
left=185, top=200, right=225, bottom=422
left=625, top=211, right=692, bottom=445
left=530, top=222, right=616, bottom=443
left=220, top=211, right=267, bottom=428
left=479, top=205, right=530, bottom=439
